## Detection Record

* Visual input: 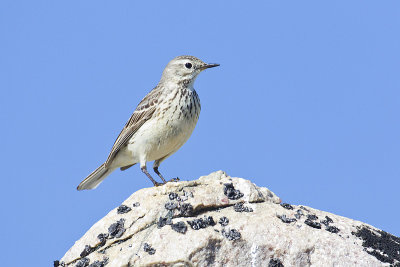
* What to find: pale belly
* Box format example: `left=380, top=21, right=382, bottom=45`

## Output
left=112, top=113, right=199, bottom=167
left=133, top=117, right=197, bottom=161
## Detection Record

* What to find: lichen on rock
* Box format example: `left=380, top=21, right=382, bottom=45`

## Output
left=57, top=171, right=398, bottom=267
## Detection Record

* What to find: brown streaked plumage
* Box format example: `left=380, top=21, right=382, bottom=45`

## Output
left=105, top=87, right=163, bottom=167
left=77, top=56, right=219, bottom=190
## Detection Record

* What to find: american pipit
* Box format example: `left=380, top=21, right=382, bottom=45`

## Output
left=77, top=56, right=219, bottom=190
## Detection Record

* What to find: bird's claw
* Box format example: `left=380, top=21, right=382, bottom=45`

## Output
left=153, top=182, right=164, bottom=187
left=168, top=177, right=180, bottom=182
left=152, top=177, right=179, bottom=186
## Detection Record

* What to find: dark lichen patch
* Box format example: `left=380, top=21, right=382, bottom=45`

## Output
left=75, top=257, right=90, bottom=267
left=352, top=226, right=400, bottom=265
left=280, top=203, right=294, bottom=210
left=321, top=216, right=333, bottom=226
left=88, top=257, right=108, bottom=267
left=177, top=190, right=193, bottom=202
left=178, top=203, right=194, bottom=217
left=183, top=190, right=194, bottom=198
left=187, top=216, right=216, bottom=230
left=234, top=202, right=253, bottom=212
left=219, top=216, right=229, bottom=226
left=223, top=183, right=244, bottom=200
left=169, top=192, right=178, bottom=200
left=300, top=206, right=310, bottom=212
left=277, top=214, right=297, bottom=224
left=268, top=258, right=284, bottom=267
left=108, top=219, right=125, bottom=238
left=157, top=210, right=173, bottom=228
left=222, top=229, right=241, bottom=241
left=304, top=218, right=321, bottom=229
left=143, top=243, right=156, bottom=255
left=157, top=217, right=168, bottom=228
left=164, top=202, right=177, bottom=210
left=54, top=261, right=65, bottom=267
left=325, top=216, right=333, bottom=223
left=132, top=202, right=140, bottom=207
left=294, top=209, right=304, bottom=219
left=168, top=191, right=193, bottom=202
left=117, top=205, right=131, bottom=214
left=326, top=226, right=340, bottom=234
left=205, top=216, right=216, bottom=226
left=80, top=245, right=94, bottom=258
left=171, top=221, right=187, bottom=234
left=97, top=233, right=108, bottom=247
left=307, top=214, right=318, bottom=220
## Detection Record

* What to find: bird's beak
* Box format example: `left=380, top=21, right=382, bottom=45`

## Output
left=200, top=63, right=220, bottom=70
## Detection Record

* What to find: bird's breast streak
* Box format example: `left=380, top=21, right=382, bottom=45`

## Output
left=127, top=95, right=199, bottom=162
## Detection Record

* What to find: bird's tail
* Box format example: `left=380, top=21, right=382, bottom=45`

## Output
left=77, top=163, right=112, bottom=190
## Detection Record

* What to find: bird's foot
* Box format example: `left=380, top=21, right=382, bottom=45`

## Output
left=153, top=181, right=165, bottom=187
left=168, top=177, right=180, bottom=183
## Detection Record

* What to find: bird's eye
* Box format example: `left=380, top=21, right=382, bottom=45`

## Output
left=185, top=62, right=192, bottom=69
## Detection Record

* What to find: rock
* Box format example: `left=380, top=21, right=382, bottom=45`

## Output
left=58, top=171, right=399, bottom=267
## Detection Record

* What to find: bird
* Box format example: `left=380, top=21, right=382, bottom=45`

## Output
left=77, top=55, right=219, bottom=190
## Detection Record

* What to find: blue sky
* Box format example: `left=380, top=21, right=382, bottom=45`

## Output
left=1, top=1, right=399, bottom=266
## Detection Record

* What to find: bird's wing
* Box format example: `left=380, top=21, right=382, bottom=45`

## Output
left=105, top=87, right=163, bottom=167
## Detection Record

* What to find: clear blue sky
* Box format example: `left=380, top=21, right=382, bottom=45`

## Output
left=1, top=1, right=399, bottom=266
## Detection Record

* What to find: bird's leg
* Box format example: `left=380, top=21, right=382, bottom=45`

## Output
left=153, top=159, right=179, bottom=183
left=141, top=166, right=163, bottom=187
left=153, top=167, right=180, bottom=183
left=153, top=167, right=167, bottom=183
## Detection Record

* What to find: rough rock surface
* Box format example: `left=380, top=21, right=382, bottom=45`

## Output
left=58, top=171, right=400, bottom=267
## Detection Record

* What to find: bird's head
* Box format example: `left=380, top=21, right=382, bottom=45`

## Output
left=160, top=55, right=219, bottom=85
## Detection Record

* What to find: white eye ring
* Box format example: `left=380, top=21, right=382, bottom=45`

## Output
left=185, top=62, right=192, bottom=69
